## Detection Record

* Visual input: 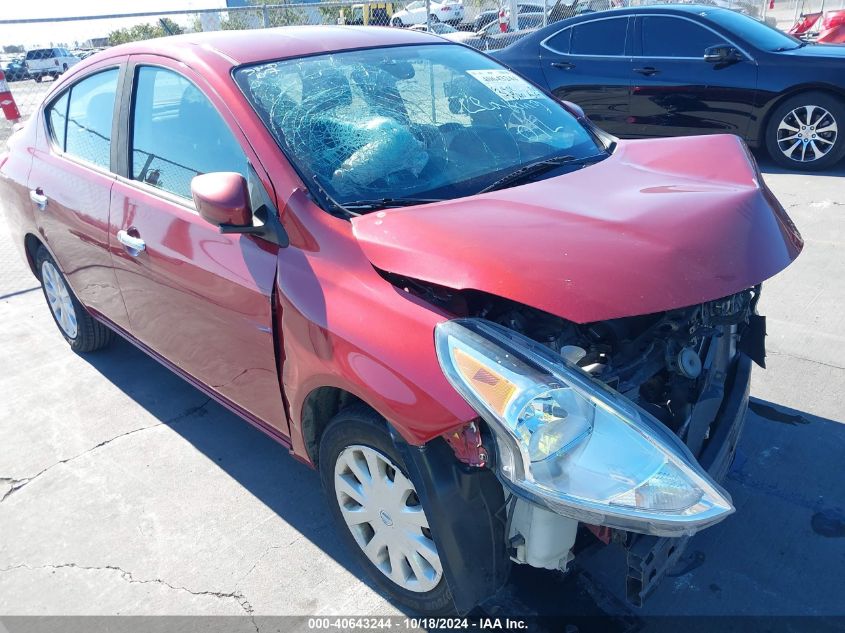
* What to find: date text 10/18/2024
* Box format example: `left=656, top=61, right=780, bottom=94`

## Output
left=307, top=618, right=529, bottom=630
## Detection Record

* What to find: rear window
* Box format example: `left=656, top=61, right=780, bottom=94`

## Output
left=571, top=17, right=628, bottom=56
left=27, top=49, right=53, bottom=60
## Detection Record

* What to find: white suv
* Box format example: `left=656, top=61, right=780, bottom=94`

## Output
left=391, top=0, right=465, bottom=26
left=24, top=48, right=80, bottom=82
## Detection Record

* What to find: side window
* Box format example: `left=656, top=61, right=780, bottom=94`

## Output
left=641, top=17, right=728, bottom=58
left=570, top=18, right=628, bottom=56
left=545, top=28, right=572, bottom=54
left=64, top=68, right=119, bottom=169
left=46, top=91, right=69, bottom=148
left=131, top=66, right=248, bottom=200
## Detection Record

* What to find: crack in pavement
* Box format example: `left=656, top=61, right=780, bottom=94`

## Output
left=0, top=561, right=258, bottom=629
left=767, top=349, right=845, bottom=372
left=0, top=398, right=213, bottom=504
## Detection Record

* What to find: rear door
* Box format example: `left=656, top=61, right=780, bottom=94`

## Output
left=540, top=16, right=634, bottom=135
left=627, top=14, right=758, bottom=138
left=109, top=57, right=286, bottom=434
left=28, top=61, right=131, bottom=330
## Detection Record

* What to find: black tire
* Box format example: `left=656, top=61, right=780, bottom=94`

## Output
left=429, top=13, right=440, bottom=22
left=34, top=74, right=42, bottom=83
left=35, top=246, right=113, bottom=353
left=319, top=405, right=454, bottom=615
left=765, top=91, right=845, bottom=171
left=391, top=17, right=403, bottom=27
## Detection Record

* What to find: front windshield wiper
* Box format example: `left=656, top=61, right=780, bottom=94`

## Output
left=477, top=153, right=604, bottom=195
left=310, top=174, right=441, bottom=216
left=342, top=197, right=443, bottom=212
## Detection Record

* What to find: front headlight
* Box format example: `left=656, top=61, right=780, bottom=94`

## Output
left=435, top=319, right=734, bottom=537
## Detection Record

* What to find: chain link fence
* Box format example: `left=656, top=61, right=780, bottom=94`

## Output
left=1, top=0, right=843, bottom=143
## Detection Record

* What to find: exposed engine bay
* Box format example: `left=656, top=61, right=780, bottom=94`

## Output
left=384, top=271, right=764, bottom=455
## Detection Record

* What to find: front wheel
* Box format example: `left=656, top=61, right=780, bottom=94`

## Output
left=34, top=74, right=42, bottom=83
left=319, top=405, right=453, bottom=614
left=391, top=17, right=403, bottom=27
left=765, top=92, right=845, bottom=170
left=429, top=13, right=440, bottom=22
left=36, top=246, right=113, bottom=353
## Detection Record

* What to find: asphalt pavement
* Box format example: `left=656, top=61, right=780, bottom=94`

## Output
left=0, top=155, right=843, bottom=628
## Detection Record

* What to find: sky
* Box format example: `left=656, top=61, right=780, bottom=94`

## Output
left=0, top=0, right=229, bottom=48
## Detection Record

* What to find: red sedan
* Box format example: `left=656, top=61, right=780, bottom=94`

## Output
left=0, top=26, right=801, bottom=614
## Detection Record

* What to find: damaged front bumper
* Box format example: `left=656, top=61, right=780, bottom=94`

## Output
left=624, top=352, right=752, bottom=606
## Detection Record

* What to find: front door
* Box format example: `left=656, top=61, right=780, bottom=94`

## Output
left=628, top=14, right=758, bottom=139
left=540, top=16, right=634, bottom=136
left=109, top=59, right=286, bottom=434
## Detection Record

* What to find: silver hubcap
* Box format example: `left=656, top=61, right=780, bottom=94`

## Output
left=41, top=261, right=78, bottom=339
left=334, top=445, right=442, bottom=593
left=777, top=104, right=838, bottom=163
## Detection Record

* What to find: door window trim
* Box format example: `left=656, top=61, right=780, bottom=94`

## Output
left=541, top=16, right=632, bottom=57
left=42, top=64, right=125, bottom=177
left=633, top=13, right=755, bottom=61
left=117, top=58, right=273, bottom=217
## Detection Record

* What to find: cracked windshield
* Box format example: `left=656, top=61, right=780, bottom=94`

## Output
left=235, top=44, right=603, bottom=209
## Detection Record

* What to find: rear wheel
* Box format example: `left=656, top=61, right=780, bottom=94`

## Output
left=319, top=405, right=453, bottom=614
left=765, top=92, right=845, bottom=170
left=391, top=16, right=403, bottom=26
left=429, top=13, right=440, bottom=22
left=36, top=246, right=113, bottom=353
left=34, top=74, right=42, bottom=83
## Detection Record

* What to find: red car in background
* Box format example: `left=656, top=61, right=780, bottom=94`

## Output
left=0, top=26, right=801, bottom=614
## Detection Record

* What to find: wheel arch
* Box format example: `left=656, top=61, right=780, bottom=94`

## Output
left=753, top=84, right=845, bottom=149
left=24, top=232, right=46, bottom=278
left=300, top=385, right=368, bottom=466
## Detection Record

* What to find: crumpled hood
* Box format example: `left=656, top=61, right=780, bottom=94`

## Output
left=352, top=134, right=803, bottom=323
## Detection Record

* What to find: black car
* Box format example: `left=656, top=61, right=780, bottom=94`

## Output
left=495, top=5, right=845, bottom=170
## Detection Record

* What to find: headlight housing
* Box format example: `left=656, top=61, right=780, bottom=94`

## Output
left=435, top=319, right=734, bottom=537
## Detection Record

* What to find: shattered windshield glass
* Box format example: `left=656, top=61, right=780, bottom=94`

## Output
left=234, top=44, right=602, bottom=210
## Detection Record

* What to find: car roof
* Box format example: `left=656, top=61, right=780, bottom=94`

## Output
left=562, top=4, right=733, bottom=19
left=101, top=25, right=444, bottom=67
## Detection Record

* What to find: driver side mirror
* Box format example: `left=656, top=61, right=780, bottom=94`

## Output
left=703, top=45, right=742, bottom=64
left=191, top=171, right=290, bottom=247
left=192, top=172, right=253, bottom=230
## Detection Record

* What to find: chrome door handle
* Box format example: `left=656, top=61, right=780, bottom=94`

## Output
left=29, top=188, right=48, bottom=210
left=117, top=229, right=146, bottom=256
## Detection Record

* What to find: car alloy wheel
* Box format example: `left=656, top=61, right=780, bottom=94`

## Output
left=334, top=444, right=443, bottom=593
left=41, top=260, right=78, bottom=339
left=776, top=104, right=838, bottom=163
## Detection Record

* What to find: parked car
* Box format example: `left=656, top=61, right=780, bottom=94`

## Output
left=462, top=13, right=546, bottom=50
left=24, top=47, right=80, bottom=82
left=1, top=56, right=28, bottom=82
left=547, top=0, right=625, bottom=22
left=460, top=3, right=544, bottom=31
left=410, top=22, right=478, bottom=42
left=0, top=26, right=800, bottom=615
left=496, top=5, right=845, bottom=170
left=391, top=0, right=464, bottom=25
left=789, top=9, right=845, bottom=44
left=341, top=2, right=397, bottom=25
